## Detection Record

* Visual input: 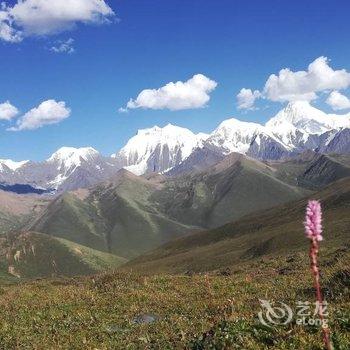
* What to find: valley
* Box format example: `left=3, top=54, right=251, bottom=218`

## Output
left=0, top=101, right=350, bottom=349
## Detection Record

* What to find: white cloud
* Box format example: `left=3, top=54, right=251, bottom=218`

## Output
left=0, top=0, right=114, bottom=42
left=118, top=107, right=129, bottom=113
left=50, top=38, right=75, bottom=54
left=9, top=99, right=71, bottom=131
left=236, top=88, right=261, bottom=110
left=263, top=57, right=350, bottom=102
left=0, top=10, right=22, bottom=42
left=122, top=74, right=218, bottom=111
left=326, top=90, right=350, bottom=110
left=0, top=101, right=19, bottom=120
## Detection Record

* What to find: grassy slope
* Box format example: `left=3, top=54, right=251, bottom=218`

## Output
left=298, top=154, right=350, bottom=189
left=267, top=153, right=350, bottom=190
left=0, top=210, right=24, bottom=234
left=29, top=171, right=196, bottom=259
left=267, top=151, right=317, bottom=186
left=0, top=190, right=48, bottom=234
left=26, top=154, right=349, bottom=263
left=151, top=154, right=307, bottom=229
left=125, top=177, right=350, bottom=274
left=92, top=172, right=196, bottom=258
left=0, top=248, right=348, bottom=349
left=27, top=156, right=309, bottom=260
left=29, top=192, right=109, bottom=252
left=0, top=231, right=126, bottom=281
left=0, top=160, right=349, bottom=348
left=57, top=237, right=127, bottom=272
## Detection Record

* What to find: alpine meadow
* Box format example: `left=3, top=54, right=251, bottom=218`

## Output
left=0, top=1, right=350, bottom=349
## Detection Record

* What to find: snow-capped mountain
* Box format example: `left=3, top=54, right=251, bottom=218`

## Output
left=204, top=117, right=291, bottom=157
left=0, top=159, right=29, bottom=171
left=267, top=101, right=331, bottom=135
left=1, top=101, right=350, bottom=193
left=168, top=101, right=350, bottom=174
left=205, top=118, right=267, bottom=154
left=265, top=101, right=350, bottom=150
left=0, top=159, right=29, bottom=184
left=0, top=147, right=120, bottom=193
left=46, top=147, right=107, bottom=188
left=112, top=123, right=208, bottom=175
left=201, top=101, right=350, bottom=161
left=203, top=101, right=350, bottom=162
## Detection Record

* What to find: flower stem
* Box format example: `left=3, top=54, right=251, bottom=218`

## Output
left=309, top=238, right=332, bottom=350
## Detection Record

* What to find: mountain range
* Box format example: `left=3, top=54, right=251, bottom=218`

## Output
left=25, top=152, right=310, bottom=258
left=1, top=100, right=350, bottom=280
left=1, top=101, right=350, bottom=193
left=1, top=150, right=349, bottom=280
left=1, top=150, right=350, bottom=279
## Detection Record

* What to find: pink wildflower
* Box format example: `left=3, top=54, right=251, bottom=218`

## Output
left=304, top=200, right=323, bottom=241
left=304, top=200, right=332, bottom=350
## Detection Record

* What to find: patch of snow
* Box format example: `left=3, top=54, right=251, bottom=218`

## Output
left=0, top=159, right=29, bottom=171
left=47, top=173, right=68, bottom=188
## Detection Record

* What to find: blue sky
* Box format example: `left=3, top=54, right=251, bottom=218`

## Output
left=1, top=0, right=350, bottom=161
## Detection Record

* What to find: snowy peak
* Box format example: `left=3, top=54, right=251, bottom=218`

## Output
left=135, top=123, right=191, bottom=136
left=43, top=146, right=112, bottom=190
left=0, top=159, right=29, bottom=171
left=48, top=147, right=100, bottom=169
left=205, top=117, right=283, bottom=154
left=266, top=101, right=349, bottom=134
left=114, top=124, right=209, bottom=175
left=48, top=146, right=99, bottom=161
left=264, top=101, right=350, bottom=149
left=201, top=102, right=350, bottom=160
left=117, top=123, right=199, bottom=160
left=131, top=123, right=207, bottom=145
left=268, top=101, right=328, bottom=126
left=215, top=117, right=264, bottom=132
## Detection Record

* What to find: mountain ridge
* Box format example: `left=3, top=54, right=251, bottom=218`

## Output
left=26, top=154, right=308, bottom=258
left=1, top=101, right=350, bottom=192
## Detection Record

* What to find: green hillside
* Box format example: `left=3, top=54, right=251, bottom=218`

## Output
left=152, top=154, right=307, bottom=228
left=29, top=191, right=109, bottom=252
left=0, top=231, right=126, bottom=281
left=125, top=177, right=350, bottom=274
left=0, top=190, right=48, bottom=234
left=28, top=156, right=308, bottom=259
left=297, top=153, right=350, bottom=189
left=29, top=170, right=197, bottom=258
left=0, top=210, right=24, bottom=234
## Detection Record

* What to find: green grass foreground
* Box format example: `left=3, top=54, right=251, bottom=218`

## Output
left=0, top=248, right=349, bottom=349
